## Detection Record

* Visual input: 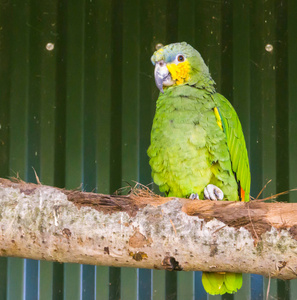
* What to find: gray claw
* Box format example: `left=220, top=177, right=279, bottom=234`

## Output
left=204, top=184, right=224, bottom=201
left=189, top=193, right=199, bottom=200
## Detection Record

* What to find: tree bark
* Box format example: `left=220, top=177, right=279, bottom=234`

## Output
left=0, top=178, right=297, bottom=280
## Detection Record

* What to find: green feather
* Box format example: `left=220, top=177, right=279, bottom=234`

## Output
left=225, top=273, right=243, bottom=293
left=202, top=272, right=242, bottom=295
left=212, top=93, right=251, bottom=201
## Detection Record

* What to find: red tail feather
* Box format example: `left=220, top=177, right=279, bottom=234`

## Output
left=240, top=187, right=245, bottom=201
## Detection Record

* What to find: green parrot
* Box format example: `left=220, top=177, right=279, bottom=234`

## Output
left=147, top=42, right=251, bottom=295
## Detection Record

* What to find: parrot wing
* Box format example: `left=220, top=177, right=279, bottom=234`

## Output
left=212, top=93, right=251, bottom=201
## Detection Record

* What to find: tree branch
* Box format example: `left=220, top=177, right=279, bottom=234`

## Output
left=0, top=178, right=297, bottom=279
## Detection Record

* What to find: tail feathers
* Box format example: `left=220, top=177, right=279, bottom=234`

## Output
left=202, top=272, right=242, bottom=295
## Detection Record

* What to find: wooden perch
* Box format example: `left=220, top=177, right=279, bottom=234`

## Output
left=0, top=178, right=297, bottom=280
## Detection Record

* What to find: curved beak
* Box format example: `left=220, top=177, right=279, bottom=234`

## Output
left=154, top=60, right=174, bottom=93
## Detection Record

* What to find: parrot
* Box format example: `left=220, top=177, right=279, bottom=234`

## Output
left=147, top=42, right=251, bottom=295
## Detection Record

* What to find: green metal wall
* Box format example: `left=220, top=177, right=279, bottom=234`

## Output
left=0, top=0, right=296, bottom=299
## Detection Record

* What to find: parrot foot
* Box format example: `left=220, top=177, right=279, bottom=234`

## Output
left=204, top=184, right=224, bottom=201
left=189, top=193, right=199, bottom=200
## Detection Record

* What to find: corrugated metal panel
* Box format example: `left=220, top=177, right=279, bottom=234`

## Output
left=0, top=0, right=296, bottom=299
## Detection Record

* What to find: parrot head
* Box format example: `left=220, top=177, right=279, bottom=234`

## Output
left=151, top=42, right=211, bottom=93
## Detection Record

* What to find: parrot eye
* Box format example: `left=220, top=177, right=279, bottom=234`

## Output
left=177, top=54, right=185, bottom=62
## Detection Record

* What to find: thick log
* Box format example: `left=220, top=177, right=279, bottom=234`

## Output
left=0, top=178, right=297, bottom=279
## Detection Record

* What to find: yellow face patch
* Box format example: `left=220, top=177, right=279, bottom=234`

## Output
left=167, top=61, right=190, bottom=85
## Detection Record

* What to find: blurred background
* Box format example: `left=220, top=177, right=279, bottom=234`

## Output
left=0, top=0, right=296, bottom=299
